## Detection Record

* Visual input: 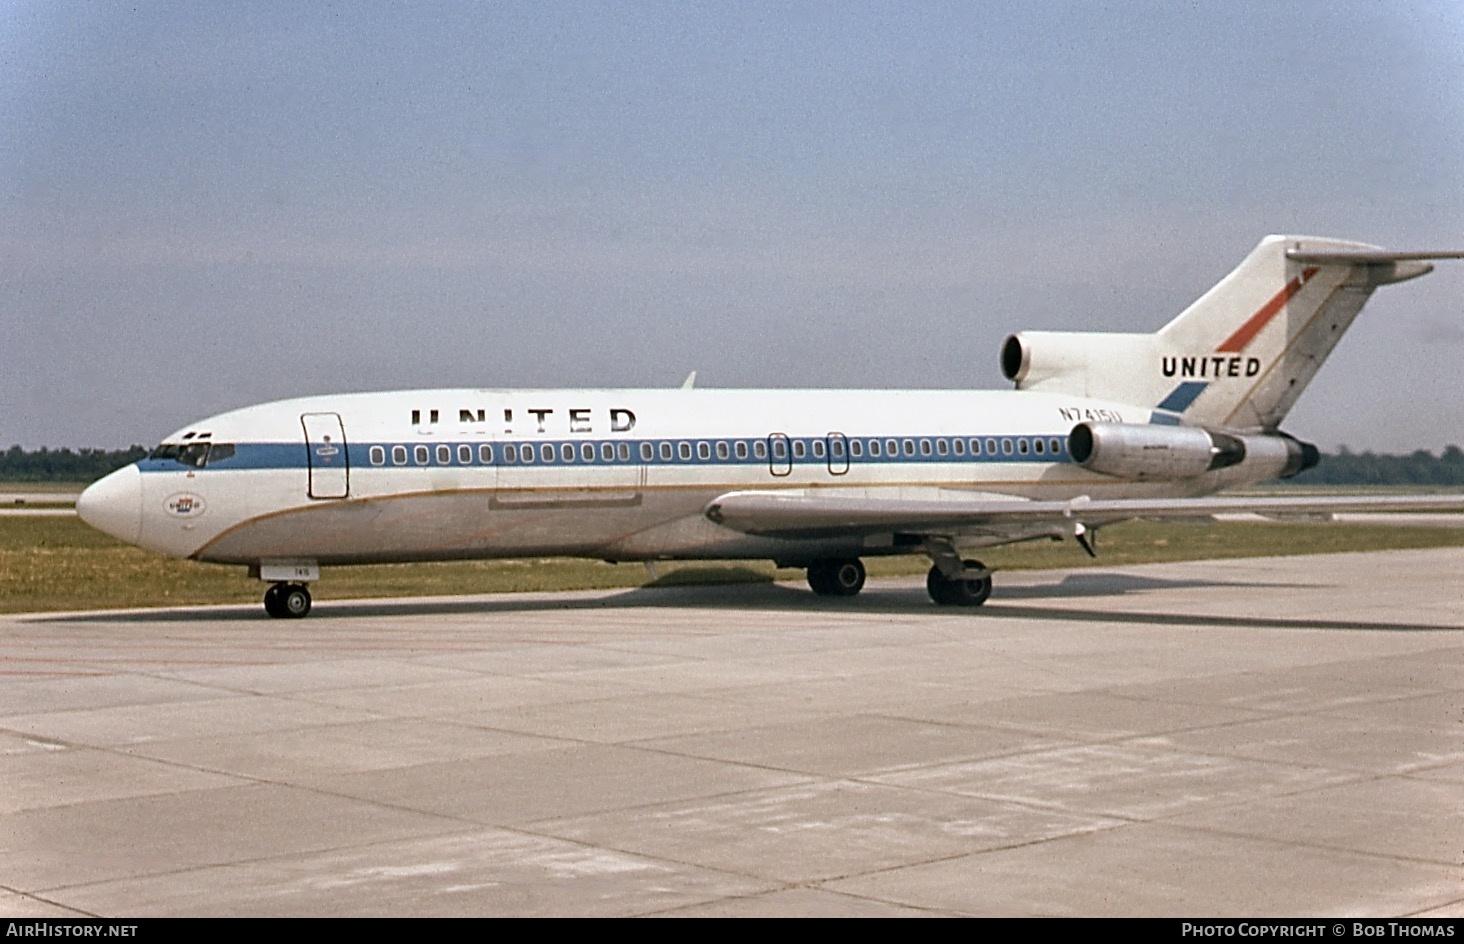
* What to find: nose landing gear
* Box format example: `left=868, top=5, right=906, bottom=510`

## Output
left=263, top=582, right=312, bottom=619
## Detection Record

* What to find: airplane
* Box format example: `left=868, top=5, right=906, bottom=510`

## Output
left=76, top=235, right=1464, bottom=618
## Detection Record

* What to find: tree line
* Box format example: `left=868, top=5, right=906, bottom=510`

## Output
left=1, top=446, right=150, bottom=483
left=1287, top=445, right=1464, bottom=486
left=3, top=443, right=1464, bottom=486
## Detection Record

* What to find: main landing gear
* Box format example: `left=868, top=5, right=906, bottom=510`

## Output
left=806, top=557, right=867, bottom=597
left=925, top=560, right=992, bottom=607
left=803, top=555, right=993, bottom=607
left=263, top=582, right=312, bottom=619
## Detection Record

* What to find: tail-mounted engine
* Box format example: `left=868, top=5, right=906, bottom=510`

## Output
left=1068, top=422, right=1319, bottom=481
left=1001, top=331, right=1155, bottom=395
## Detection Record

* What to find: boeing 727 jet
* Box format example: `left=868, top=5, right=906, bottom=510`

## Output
left=77, top=235, right=1464, bottom=617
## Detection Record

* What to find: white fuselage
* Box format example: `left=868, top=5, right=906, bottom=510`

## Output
left=93, top=386, right=1255, bottom=568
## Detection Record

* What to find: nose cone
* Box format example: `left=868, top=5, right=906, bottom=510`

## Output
left=77, top=465, right=143, bottom=545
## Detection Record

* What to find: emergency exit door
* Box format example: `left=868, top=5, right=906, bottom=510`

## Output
left=301, top=412, right=349, bottom=499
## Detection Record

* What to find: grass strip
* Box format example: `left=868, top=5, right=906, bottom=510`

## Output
left=4, top=514, right=1463, bottom=614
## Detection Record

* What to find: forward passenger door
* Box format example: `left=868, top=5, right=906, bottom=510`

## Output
left=301, top=412, right=349, bottom=499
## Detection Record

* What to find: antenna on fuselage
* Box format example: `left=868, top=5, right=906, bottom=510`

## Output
left=680, top=371, right=697, bottom=390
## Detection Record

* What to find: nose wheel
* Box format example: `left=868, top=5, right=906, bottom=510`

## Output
left=263, top=582, right=312, bottom=619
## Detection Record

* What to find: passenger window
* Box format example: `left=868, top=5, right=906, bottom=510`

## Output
left=936, top=439, right=948, bottom=456
left=792, top=441, right=806, bottom=460
left=601, top=443, right=615, bottom=462
left=1050, top=438, right=1063, bottom=455
left=952, top=439, right=964, bottom=456
left=812, top=440, right=825, bottom=459
left=903, top=439, right=915, bottom=457
left=660, top=443, right=673, bottom=461
left=392, top=445, right=407, bottom=465
left=458, top=445, right=473, bottom=464
left=870, top=439, right=882, bottom=458
left=541, top=444, right=555, bottom=462
left=582, top=443, right=595, bottom=462
left=1002, top=439, right=1013, bottom=455
left=370, top=446, right=386, bottom=466
left=849, top=439, right=863, bottom=458
left=735, top=441, right=748, bottom=460
left=1018, top=439, right=1029, bottom=454
left=970, top=439, right=981, bottom=456
left=436, top=445, right=451, bottom=464
left=985, top=439, right=997, bottom=455
left=521, top=445, right=534, bottom=464
left=414, top=445, right=429, bottom=465
left=697, top=442, right=711, bottom=460
left=561, top=443, right=574, bottom=462
left=618, top=443, right=631, bottom=461
left=679, top=442, right=693, bottom=461
left=1034, top=439, right=1044, bottom=454
left=642, top=443, right=655, bottom=462
left=479, top=444, right=494, bottom=464
left=716, top=441, right=729, bottom=460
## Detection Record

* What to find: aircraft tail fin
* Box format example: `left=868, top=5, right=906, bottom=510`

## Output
left=1002, top=236, right=1462, bottom=429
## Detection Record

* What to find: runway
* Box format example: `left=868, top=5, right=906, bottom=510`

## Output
left=3, top=547, right=1462, bottom=917
left=0, top=492, right=80, bottom=517
left=0, top=492, right=81, bottom=505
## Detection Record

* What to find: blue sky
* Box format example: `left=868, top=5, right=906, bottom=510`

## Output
left=4, top=1, right=1462, bottom=450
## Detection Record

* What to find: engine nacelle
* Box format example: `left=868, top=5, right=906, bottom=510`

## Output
left=1068, top=422, right=1319, bottom=481
left=1000, top=331, right=1157, bottom=396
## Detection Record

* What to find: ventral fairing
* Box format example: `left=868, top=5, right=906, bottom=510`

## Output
left=78, top=236, right=1464, bottom=617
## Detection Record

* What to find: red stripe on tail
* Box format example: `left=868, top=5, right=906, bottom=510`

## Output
left=1216, top=266, right=1319, bottom=353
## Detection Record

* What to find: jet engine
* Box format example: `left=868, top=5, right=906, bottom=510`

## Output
left=1068, top=422, right=1319, bottom=481
left=1003, top=332, right=1122, bottom=387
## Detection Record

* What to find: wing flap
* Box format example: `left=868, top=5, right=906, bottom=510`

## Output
left=705, top=489, right=1078, bottom=538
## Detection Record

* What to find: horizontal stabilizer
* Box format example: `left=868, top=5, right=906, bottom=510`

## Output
left=1285, top=248, right=1464, bottom=264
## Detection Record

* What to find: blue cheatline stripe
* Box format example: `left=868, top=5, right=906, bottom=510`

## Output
left=1155, top=381, right=1208, bottom=414
left=136, top=432, right=1075, bottom=473
left=1148, top=412, right=1183, bottom=426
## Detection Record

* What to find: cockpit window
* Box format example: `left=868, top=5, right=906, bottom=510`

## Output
left=177, top=443, right=211, bottom=467
left=150, top=442, right=235, bottom=467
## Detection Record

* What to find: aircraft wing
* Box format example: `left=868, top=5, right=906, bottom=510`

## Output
left=703, top=488, right=1464, bottom=541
